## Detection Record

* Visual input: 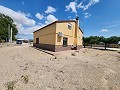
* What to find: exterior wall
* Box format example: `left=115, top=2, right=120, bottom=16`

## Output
left=77, top=28, right=83, bottom=45
left=33, top=21, right=83, bottom=52
left=33, top=43, right=55, bottom=52
left=33, top=23, right=56, bottom=45
left=55, top=22, right=75, bottom=45
left=55, top=22, right=83, bottom=51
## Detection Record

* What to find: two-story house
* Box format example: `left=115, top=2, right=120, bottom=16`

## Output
left=33, top=17, right=83, bottom=52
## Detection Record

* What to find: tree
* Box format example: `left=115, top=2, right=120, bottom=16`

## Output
left=83, top=37, right=90, bottom=48
left=83, top=36, right=120, bottom=50
left=89, top=36, right=100, bottom=47
left=108, top=36, right=120, bottom=44
left=0, top=13, right=18, bottom=42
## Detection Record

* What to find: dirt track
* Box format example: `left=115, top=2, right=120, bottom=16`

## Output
left=0, top=46, right=120, bottom=90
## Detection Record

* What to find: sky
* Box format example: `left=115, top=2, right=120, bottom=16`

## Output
left=0, top=0, right=120, bottom=39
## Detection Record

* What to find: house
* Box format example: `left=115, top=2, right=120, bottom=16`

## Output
left=16, top=39, right=24, bottom=44
left=33, top=17, right=83, bottom=52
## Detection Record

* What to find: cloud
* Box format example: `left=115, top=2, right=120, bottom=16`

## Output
left=77, top=0, right=85, bottom=9
left=0, top=5, right=58, bottom=39
left=0, top=5, right=39, bottom=39
left=45, top=6, right=56, bottom=14
left=45, top=14, right=58, bottom=25
left=0, top=5, right=35, bottom=26
left=101, top=29, right=109, bottom=32
left=77, top=0, right=100, bottom=11
left=84, top=12, right=91, bottom=18
left=18, top=14, right=58, bottom=36
left=105, top=20, right=120, bottom=28
left=106, top=24, right=120, bottom=28
left=68, top=16, right=72, bottom=19
left=65, top=1, right=77, bottom=13
left=18, top=23, right=43, bottom=35
left=17, top=11, right=32, bottom=17
left=22, top=1, right=24, bottom=5
left=35, top=13, right=44, bottom=20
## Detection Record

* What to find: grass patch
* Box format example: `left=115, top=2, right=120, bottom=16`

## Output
left=21, top=75, right=29, bottom=84
left=6, top=81, right=16, bottom=90
left=71, top=53, right=76, bottom=56
left=54, top=56, right=57, bottom=59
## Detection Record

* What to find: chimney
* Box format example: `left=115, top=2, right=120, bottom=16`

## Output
left=75, top=17, right=79, bottom=37
left=73, top=17, right=79, bottom=49
left=76, top=17, right=79, bottom=27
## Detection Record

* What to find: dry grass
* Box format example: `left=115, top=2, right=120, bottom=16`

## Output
left=71, top=52, right=76, bottom=56
left=21, top=75, right=29, bottom=84
left=6, top=81, right=16, bottom=90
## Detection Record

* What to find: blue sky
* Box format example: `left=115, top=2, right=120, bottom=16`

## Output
left=0, top=0, right=120, bottom=39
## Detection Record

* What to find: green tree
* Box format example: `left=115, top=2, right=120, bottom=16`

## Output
left=0, top=13, right=18, bottom=42
left=83, top=36, right=120, bottom=50
left=89, top=36, right=100, bottom=47
left=108, top=36, right=120, bottom=44
left=83, top=37, right=90, bottom=48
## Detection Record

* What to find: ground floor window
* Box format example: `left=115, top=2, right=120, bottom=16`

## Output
left=63, top=37, right=68, bottom=46
left=36, top=38, right=39, bottom=44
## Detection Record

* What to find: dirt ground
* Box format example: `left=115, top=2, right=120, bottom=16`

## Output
left=0, top=45, right=120, bottom=90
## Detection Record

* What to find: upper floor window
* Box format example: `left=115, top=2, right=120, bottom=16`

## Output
left=68, top=23, right=72, bottom=30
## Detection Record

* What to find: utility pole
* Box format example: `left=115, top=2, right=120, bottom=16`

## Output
left=10, top=28, right=12, bottom=43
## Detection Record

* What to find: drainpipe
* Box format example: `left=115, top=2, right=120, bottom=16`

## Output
left=74, top=17, right=79, bottom=49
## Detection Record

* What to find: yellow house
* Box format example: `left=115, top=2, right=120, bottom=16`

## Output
left=33, top=17, right=83, bottom=52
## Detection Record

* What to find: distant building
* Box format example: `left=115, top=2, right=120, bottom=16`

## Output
left=16, top=39, right=24, bottom=44
left=118, top=41, right=120, bottom=44
left=33, top=18, right=83, bottom=52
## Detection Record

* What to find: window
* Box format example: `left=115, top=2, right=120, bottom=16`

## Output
left=63, top=37, right=68, bottom=46
left=36, top=38, right=39, bottom=44
left=68, top=23, right=72, bottom=30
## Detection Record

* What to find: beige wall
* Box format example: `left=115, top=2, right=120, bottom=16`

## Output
left=55, top=22, right=75, bottom=45
left=34, top=23, right=56, bottom=45
left=77, top=28, right=83, bottom=45
left=55, top=22, right=83, bottom=46
left=34, top=21, right=83, bottom=46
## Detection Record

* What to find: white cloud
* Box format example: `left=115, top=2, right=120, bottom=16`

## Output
left=77, top=0, right=85, bottom=9
left=45, top=14, right=58, bottom=25
left=84, top=0, right=99, bottom=10
left=0, top=5, right=35, bottom=26
left=77, top=0, right=100, bottom=11
left=0, top=5, right=39, bottom=39
left=105, top=20, right=120, bottom=28
left=45, top=6, right=56, bottom=14
left=35, top=13, right=44, bottom=20
left=65, top=1, right=77, bottom=13
left=18, top=24, right=43, bottom=35
left=0, top=5, right=58, bottom=39
left=17, top=11, right=32, bottom=17
left=22, top=1, right=24, bottom=5
left=68, top=16, right=72, bottom=19
left=101, top=29, right=109, bottom=32
left=84, top=12, right=91, bottom=18
left=18, top=14, right=58, bottom=36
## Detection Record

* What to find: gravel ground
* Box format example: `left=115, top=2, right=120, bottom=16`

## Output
left=0, top=45, right=120, bottom=90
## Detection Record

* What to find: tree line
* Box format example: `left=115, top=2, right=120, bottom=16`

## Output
left=83, top=36, right=120, bottom=49
left=0, top=13, right=18, bottom=42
